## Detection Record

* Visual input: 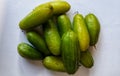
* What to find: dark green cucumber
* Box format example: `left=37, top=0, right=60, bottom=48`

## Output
left=85, top=13, right=100, bottom=46
left=19, top=7, right=53, bottom=30
left=61, top=30, right=79, bottom=74
left=44, top=19, right=61, bottom=55
left=73, top=14, right=90, bottom=51
left=26, top=31, right=51, bottom=56
left=43, top=56, right=65, bottom=72
left=57, top=14, right=72, bottom=36
left=80, top=50, right=94, bottom=68
left=17, top=43, right=43, bottom=60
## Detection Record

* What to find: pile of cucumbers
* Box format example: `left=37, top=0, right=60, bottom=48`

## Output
left=18, top=1, right=100, bottom=74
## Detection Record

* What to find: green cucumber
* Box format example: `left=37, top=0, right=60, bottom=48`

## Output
left=57, top=14, right=72, bottom=36
left=43, top=56, right=65, bottom=72
left=26, top=31, right=51, bottom=56
left=17, top=43, right=43, bottom=60
left=35, top=1, right=70, bottom=15
left=85, top=13, right=100, bottom=46
left=73, top=14, right=90, bottom=51
left=44, top=19, right=61, bottom=55
left=19, top=7, right=53, bottom=30
left=61, top=30, right=79, bottom=74
left=80, top=50, right=94, bottom=68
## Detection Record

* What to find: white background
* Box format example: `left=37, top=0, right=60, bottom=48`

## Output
left=0, top=0, right=120, bottom=76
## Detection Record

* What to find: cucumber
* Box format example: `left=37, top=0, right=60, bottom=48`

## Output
left=44, top=19, right=61, bottom=55
left=17, top=43, right=43, bottom=60
left=80, top=50, right=94, bottom=68
left=35, top=1, right=70, bottom=15
left=85, top=13, right=100, bottom=46
left=73, top=14, right=90, bottom=51
left=26, top=31, right=51, bottom=56
left=19, top=7, right=53, bottom=30
left=61, top=30, right=79, bottom=74
left=19, top=1, right=70, bottom=30
left=43, top=56, right=65, bottom=72
left=57, top=14, right=72, bottom=36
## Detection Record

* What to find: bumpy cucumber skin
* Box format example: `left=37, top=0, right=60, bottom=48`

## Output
left=57, top=14, right=71, bottom=36
left=44, top=19, right=61, bottom=56
left=19, top=7, right=53, bottom=30
left=43, top=56, right=65, bottom=72
left=73, top=14, right=90, bottom=51
left=85, top=13, right=100, bottom=46
left=61, top=30, right=78, bottom=74
left=17, top=43, right=43, bottom=60
left=80, top=50, right=94, bottom=68
left=26, top=31, right=51, bottom=56
left=35, top=1, right=71, bottom=15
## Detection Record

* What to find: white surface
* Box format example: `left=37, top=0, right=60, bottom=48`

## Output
left=0, top=0, right=120, bottom=76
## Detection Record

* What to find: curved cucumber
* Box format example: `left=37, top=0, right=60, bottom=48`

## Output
left=17, top=43, right=43, bottom=60
left=73, top=14, right=90, bottom=51
left=26, top=31, right=51, bottom=56
left=57, top=14, right=71, bottom=36
left=43, top=56, right=65, bottom=72
left=44, top=19, right=61, bottom=55
left=85, top=13, right=100, bottom=46
left=61, top=30, right=79, bottom=74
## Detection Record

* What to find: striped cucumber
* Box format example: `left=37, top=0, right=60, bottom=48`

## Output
left=61, top=30, right=79, bottom=74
